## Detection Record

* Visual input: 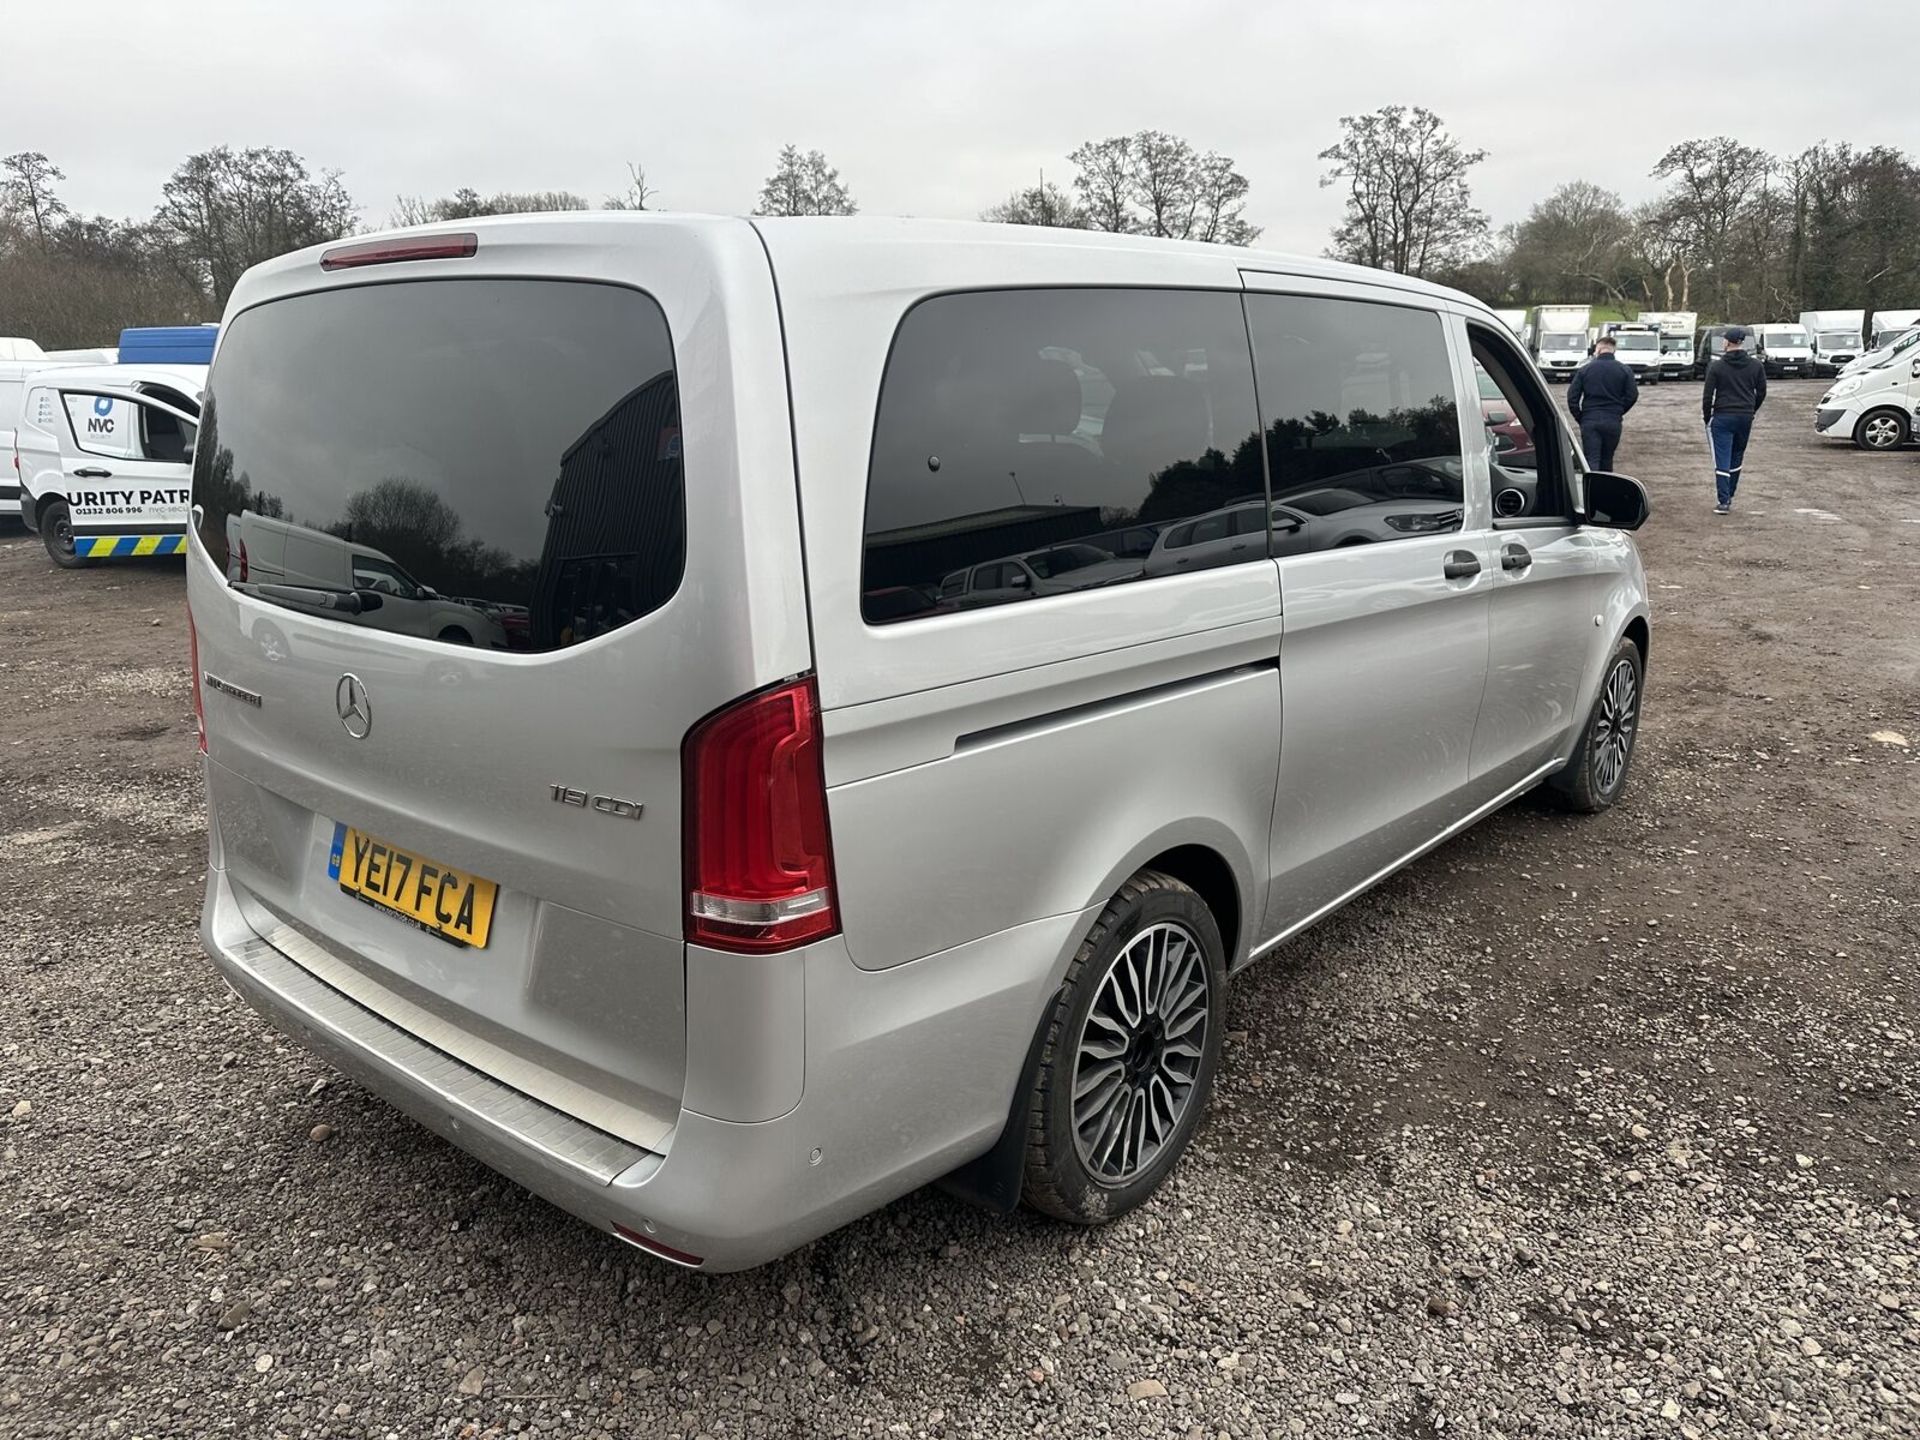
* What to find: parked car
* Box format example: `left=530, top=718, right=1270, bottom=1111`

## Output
left=189, top=216, right=1652, bottom=1271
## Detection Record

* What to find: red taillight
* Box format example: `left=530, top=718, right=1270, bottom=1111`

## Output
left=610, top=1222, right=704, bottom=1268
left=235, top=536, right=249, bottom=583
left=187, top=608, right=207, bottom=754
left=683, top=677, right=838, bottom=954
left=319, top=232, right=478, bottom=271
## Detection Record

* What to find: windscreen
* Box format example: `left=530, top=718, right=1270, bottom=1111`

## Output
left=1817, top=331, right=1858, bottom=350
left=1767, top=330, right=1808, bottom=348
left=1614, top=332, right=1660, bottom=351
left=1541, top=331, right=1584, bottom=350
left=193, top=279, right=684, bottom=653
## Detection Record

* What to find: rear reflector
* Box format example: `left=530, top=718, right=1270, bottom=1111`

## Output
left=320, top=233, right=478, bottom=271
left=187, top=607, right=207, bottom=754
left=683, top=677, right=839, bottom=954
left=611, top=1223, right=704, bottom=1268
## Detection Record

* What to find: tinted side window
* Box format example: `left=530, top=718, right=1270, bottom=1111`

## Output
left=1245, top=295, right=1464, bottom=548
left=862, top=288, right=1263, bottom=623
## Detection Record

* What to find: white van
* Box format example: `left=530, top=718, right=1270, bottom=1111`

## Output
left=1752, top=324, right=1813, bottom=378
left=227, top=511, right=510, bottom=648
left=1, top=343, right=112, bottom=520
left=13, top=362, right=204, bottom=564
left=189, top=216, right=1653, bottom=1270
left=1816, top=347, right=1920, bottom=449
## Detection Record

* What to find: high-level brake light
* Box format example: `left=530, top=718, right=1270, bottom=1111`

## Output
left=319, top=233, right=478, bottom=271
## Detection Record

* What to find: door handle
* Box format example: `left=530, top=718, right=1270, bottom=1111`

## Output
left=73, top=466, right=113, bottom=479
left=1501, top=542, right=1533, bottom=573
left=1442, top=550, right=1481, bottom=580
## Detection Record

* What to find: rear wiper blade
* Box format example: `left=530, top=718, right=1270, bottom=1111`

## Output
left=244, top=583, right=381, bottom=614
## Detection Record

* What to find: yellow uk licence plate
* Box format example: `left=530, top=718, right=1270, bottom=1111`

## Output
left=327, top=822, right=498, bottom=949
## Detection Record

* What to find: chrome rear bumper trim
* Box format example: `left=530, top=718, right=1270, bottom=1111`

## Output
left=225, top=930, right=656, bottom=1185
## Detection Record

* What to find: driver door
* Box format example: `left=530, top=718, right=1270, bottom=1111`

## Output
left=1460, top=321, right=1605, bottom=790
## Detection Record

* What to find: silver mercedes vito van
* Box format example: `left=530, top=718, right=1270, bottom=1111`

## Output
left=189, top=215, right=1651, bottom=1270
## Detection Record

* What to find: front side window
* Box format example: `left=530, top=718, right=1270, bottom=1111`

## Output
left=1472, top=329, right=1572, bottom=522
left=861, top=288, right=1264, bottom=623
left=194, top=279, right=684, bottom=654
left=1245, top=294, right=1464, bottom=548
left=64, top=392, right=193, bottom=463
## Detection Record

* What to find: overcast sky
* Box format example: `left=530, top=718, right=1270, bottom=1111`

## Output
left=12, top=1, right=1919, bottom=253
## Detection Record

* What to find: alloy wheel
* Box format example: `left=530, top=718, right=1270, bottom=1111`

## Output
left=1591, top=657, right=1639, bottom=798
left=1071, top=921, right=1211, bottom=1185
left=1863, top=414, right=1905, bottom=449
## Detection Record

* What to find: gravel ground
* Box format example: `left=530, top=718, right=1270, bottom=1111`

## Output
left=2, top=378, right=1918, bottom=1439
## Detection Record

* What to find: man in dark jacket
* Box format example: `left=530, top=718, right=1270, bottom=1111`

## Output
left=1702, top=326, right=1767, bottom=513
left=1567, top=334, right=1638, bottom=471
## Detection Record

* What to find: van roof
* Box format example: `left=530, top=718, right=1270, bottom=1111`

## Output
left=21, top=361, right=207, bottom=393
left=227, top=211, right=1490, bottom=319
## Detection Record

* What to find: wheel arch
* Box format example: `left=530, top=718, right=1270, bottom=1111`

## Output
left=938, top=826, right=1250, bottom=1215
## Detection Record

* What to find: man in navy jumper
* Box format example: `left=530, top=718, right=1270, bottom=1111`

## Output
left=1567, top=334, right=1638, bottom=472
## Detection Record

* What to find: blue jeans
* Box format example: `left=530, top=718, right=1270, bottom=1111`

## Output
left=1709, top=413, right=1753, bottom=506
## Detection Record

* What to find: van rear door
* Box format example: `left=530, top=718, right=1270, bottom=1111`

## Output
left=188, top=219, right=808, bottom=1148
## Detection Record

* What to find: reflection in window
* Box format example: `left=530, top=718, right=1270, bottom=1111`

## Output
left=862, top=288, right=1264, bottom=623
left=193, top=280, right=684, bottom=654
left=1245, top=294, right=1464, bottom=549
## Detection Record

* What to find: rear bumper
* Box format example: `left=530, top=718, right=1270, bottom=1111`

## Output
left=0, top=483, right=18, bottom=517
left=202, top=862, right=1085, bottom=1270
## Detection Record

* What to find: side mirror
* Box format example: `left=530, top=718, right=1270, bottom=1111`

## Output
left=1581, top=471, right=1651, bottom=531
left=1008, top=570, right=1030, bottom=589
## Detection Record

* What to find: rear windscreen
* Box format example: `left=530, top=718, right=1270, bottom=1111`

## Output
left=193, top=279, right=684, bottom=653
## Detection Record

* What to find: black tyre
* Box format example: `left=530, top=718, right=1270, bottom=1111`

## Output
left=1854, top=409, right=1909, bottom=451
left=1022, top=870, right=1226, bottom=1223
left=1550, top=636, right=1643, bottom=813
left=40, top=500, right=87, bottom=569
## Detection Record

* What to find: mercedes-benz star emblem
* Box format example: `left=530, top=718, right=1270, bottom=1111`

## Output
left=335, top=673, right=372, bottom=739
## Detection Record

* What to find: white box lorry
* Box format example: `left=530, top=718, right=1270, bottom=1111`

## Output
left=1637, top=312, right=1699, bottom=381
left=1799, top=310, right=1864, bottom=376
left=1531, top=305, right=1591, bottom=383
left=1868, top=309, right=1920, bottom=349
left=1599, top=322, right=1664, bottom=383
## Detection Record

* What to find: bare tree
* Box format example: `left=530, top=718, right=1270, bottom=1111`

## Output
left=1318, top=106, right=1488, bottom=277
left=603, top=161, right=659, bottom=212
left=2, top=152, right=70, bottom=250
left=753, top=146, right=856, bottom=217
left=1190, top=151, right=1261, bottom=245
left=1068, top=136, right=1136, bottom=233
left=389, top=187, right=587, bottom=226
left=1649, top=137, right=1771, bottom=316
left=155, top=146, right=355, bottom=302
left=981, top=174, right=1085, bottom=228
left=1062, top=132, right=1259, bottom=244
